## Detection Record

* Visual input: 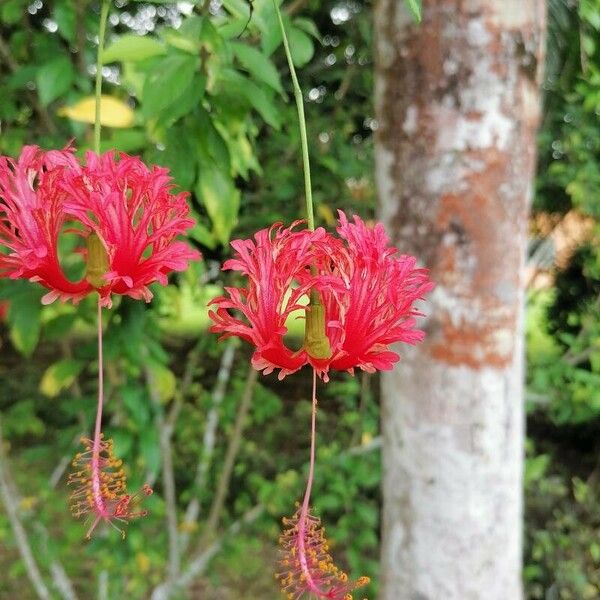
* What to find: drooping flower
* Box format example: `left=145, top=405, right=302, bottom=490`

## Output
left=1, top=145, right=199, bottom=538
left=68, top=434, right=153, bottom=540
left=210, top=213, right=432, bottom=598
left=0, top=145, right=200, bottom=307
left=209, top=211, right=433, bottom=380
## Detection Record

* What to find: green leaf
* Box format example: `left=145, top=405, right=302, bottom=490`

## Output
left=230, top=41, right=283, bottom=93
left=217, top=69, right=282, bottom=129
left=404, top=0, right=422, bottom=23
left=36, top=56, right=75, bottom=105
left=142, top=53, right=199, bottom=118
left=39, top=359, right=84, bottom=398
left=100, top=129, right=147, bottom=154
left=147, top=126, right=197, bottom=190
left=289, top=27, right=314, bottom=67
left=5, top=287, right=43, bottom=357
left=188, top=221, right=216, bottom=250
left=44, top=314, right=77, bottom=341
left=0, top=0, right=22, bottom=25
left=195, top=106, right=231, bottom=171
left=196, top=166, right=240, bottom=245
left=155, top=74, right=206, bottom=127
left=293, top=17, right=320, bottom=40
left=260, top=5, right=282, bottom=56
left=53, top=2, right=76, bottom=43
left=103, top=35, right=166, bottom=64
left=221, top=0, right=250, bottom=19
left=122, top=386, right=151, bottom=426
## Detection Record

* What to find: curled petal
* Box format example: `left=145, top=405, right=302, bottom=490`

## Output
left=323, top=211, right=435, bottom=373
left=0, top=145, right=92, bottom=303
left=209, top=222, right=328, bottom=378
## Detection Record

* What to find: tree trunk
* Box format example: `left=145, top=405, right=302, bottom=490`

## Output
left=374, top=2, right=546, bottom=599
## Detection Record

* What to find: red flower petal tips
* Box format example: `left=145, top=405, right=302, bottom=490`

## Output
left=0, top=146, right=92, bottom=304
left=209, top=211, right=434, bottom=379
left=0, top=146, right=200, bottom=306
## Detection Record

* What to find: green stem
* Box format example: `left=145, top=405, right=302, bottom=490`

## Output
left=94, top=0, right=110, bottom=154
left=272, top=0, right=314, bottom=231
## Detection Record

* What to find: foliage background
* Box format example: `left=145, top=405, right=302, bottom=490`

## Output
left=0, top=0, right=598, bottom=598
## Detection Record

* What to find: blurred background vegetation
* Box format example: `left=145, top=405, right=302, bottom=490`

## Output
left=0, top=0, right=598, bottom=598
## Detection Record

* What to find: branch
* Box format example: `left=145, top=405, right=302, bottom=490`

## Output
left=0, top=417, right=52, bottom=600
left=0, top=34, right=57, bottom=135
left=145, top=366, right=180, bottom=584
left=204, top=366, right=258, bottom=537
left=181, top=339, right=237, bottom=545
left=148, top=422, right=379, bottom=600
left=33, top=523, right=79, bottom=600
left=97, top=571, right=108, bottom=600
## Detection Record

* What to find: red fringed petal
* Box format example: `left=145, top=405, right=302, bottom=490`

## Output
left=0, top=145, right=93, bottom=303
left=60, top=151, right=200, bottom=306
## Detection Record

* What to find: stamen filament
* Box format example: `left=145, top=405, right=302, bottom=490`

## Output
left=276, top=370, right=369, bottom=599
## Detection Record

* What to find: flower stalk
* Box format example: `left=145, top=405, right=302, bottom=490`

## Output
left=272, top=0, right=315, bottom=231
left=68, top=0, right=154, bottom=538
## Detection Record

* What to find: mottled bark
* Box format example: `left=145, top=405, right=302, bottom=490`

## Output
left=374, top=1, right=546, bottom=599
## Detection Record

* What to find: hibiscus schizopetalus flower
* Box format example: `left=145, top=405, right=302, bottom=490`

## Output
left=1, top=145, right=200, bottom=538
left=0, top=145, right=200, bottom=306
left=210, top=211, right=433, bottom=598
left=209, top=211, right=434, bottom=380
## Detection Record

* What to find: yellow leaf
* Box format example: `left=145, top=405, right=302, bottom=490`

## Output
left=58, top=95, right=134, bottom=128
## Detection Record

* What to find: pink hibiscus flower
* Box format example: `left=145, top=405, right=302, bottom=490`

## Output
left=0, top=145, right=200, bottom=307
left=209, top=211, right=434, bottom=380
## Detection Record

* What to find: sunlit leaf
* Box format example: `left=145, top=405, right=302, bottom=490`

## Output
left=58, top=95, right=135, bottom=128
left=103, top=34, right=166, bottom=63
left=39, top=359, right=84, bottom=398
left=196, top=166, right=240, bottom=245
left=147, top=363, right=177, bottom=403
left=404, top=0, right=422, bottom=23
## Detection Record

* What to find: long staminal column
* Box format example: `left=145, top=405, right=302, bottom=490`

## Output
left=68, top=296, right=152, bottom=539
left=277, top=370, right=370, bottom=600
